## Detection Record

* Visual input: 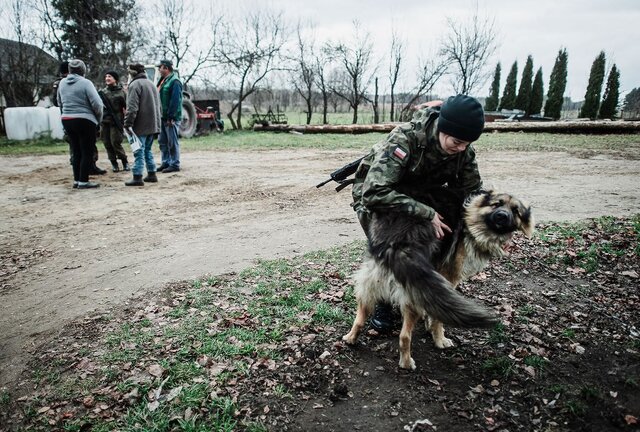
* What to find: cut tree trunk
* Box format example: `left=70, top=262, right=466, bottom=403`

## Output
left=254, top=120, right=640, bottom=135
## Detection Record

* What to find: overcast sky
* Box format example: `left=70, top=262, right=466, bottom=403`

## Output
left=267, top=0, right=640, bottom=101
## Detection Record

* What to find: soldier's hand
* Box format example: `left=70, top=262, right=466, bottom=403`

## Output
left=431, top=213, right=452, bottom=239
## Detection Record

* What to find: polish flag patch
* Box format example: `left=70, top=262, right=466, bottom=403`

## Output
left=393, top=146, right=407, bottom=160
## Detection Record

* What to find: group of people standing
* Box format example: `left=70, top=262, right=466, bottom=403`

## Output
left=54, top=58, right=183, bottom=189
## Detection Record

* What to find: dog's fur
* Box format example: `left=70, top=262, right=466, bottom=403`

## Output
left=343, top=189, right=534, bottom=370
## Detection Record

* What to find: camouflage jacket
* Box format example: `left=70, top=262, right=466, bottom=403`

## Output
left=100, top=84, right=126, bottom=125
left=351, top=107, right=482, bottom=220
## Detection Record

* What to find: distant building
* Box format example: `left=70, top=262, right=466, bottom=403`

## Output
left=0, top=38, right=58, bottom=108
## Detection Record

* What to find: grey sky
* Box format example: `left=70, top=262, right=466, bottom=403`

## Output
left=270, top=0, right=639, bottom=101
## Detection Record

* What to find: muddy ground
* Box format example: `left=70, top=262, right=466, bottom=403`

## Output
left=0, top=146, right=639, bottom=430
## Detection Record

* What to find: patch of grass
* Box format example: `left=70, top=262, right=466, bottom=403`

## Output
left=565, top=399, right=588, bottom=416
left=0, top=388, right=10, bottom=406
left=548, top=384, right=567, bottom=394
left=488, top=322, right=510, bottom=345
left=561, top=328, right=576, bottom=339
left=482, top=356, right=516, bottom=378
left=537, top=215, right=640, bottom=273
left=524, top=355, right=548, bottom=372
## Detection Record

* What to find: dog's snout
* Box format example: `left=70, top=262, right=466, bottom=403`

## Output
left=493, top=209, right=511, bottom=225
left=488, top=209, right=516, bottom=234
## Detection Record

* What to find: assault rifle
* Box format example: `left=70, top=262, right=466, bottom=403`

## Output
left=316, top=156, right=364, bottom=192
left=98, top=90, right=124, bottom=132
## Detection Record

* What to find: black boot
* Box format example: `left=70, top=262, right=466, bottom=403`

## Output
left=125, top=175, right=144, bottom=186
left=111, top=160, right=120, bottom=172
left=122, top=159, right=131, bottom=171
left=370, top=302, right=395, bottom=333
left=143, top=172, right=158, bottom=183
left=89, top=165, right=107, bottom=175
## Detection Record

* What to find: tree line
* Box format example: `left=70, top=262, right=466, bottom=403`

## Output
left=0, top=0, right=636, bottom=128
left=485, top=49, right=622, bottom=120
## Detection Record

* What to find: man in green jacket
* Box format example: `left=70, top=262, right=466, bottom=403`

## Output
left=100, top=70, right=130, bottom=172
left=351, top=94, right=485, bottom=332
left=156, top=59, right=182, bottom=173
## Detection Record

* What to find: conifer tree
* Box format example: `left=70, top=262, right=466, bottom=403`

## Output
left=598, top=64, right=620, bottom=119
left=484, top=63, right=501, bottom=111
left=544, top=48, right=568, bottom=119
left=579, top=51, right=606, bottom=119
left=529, top=67, right=544, bottom=116
left=498, top=61, right=518, bottom=111
left=49, top=0, right=139, bottom=81
left=515, top=55, right=534, bottom=112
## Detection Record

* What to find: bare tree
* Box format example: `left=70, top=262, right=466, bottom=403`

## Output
left=327, top=21, right=377, bottom=124
left=314, top=47, right=333, bottom=124
left=440, top=8, right=498, bottom=95
left=212, top=8, right=287, bottom=129
left=291, top=22, right=316, bottom=125
left=0, top=0, right=57, bottom=106
left=399, top=56, right=449, bottom=121
left=152, top=0, right=219, bottom=87
left=388, top=27, right=405, bottom=122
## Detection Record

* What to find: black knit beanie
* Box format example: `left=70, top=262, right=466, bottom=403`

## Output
left=438, top=95, right=485, bottom=142
left=105, top=70, right=120, bottom=82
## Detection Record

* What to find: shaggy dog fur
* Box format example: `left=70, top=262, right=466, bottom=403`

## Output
left=343, top=189, right=534, bottom=370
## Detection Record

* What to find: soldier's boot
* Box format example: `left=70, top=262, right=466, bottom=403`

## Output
left=125, top=175, right=144, bottom=187
left=122, top=159, right=131, bottom=171
left=143, top=172, right=158, bottom=183
left=110, top=160, right=120, bottom=172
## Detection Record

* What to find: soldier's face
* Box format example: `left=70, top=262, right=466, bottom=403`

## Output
left=439, top=133, right=471, bottom=154
left=105, top=74, right=116, bottom=85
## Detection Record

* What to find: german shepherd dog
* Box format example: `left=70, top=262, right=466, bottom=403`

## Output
left=343, top=189, right=534, bottom=370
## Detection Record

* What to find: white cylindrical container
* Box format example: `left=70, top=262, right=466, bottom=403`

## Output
left=47, top=106, right=65, bottom=140
left=5, top=107, right=50, bottom=140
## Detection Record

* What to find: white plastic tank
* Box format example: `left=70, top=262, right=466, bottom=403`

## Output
left=47, top=106, right=65, bottom=140
left=5, top=107, right=51, bottom=140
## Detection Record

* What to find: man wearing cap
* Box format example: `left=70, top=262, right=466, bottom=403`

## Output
left=100, top=70, right=130, bottom=172
left=351, top=94, right=485, bottom=332
left=155, top=59, right=182, bottom=173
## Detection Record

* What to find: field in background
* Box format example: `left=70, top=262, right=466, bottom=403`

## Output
left=1, top=131, right=639, bottom=159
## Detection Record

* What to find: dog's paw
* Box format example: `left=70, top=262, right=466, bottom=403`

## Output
left=434, top=336, right=454, bottom=349
left=342, top=333, right=357, bottom=345
left=399, top=356, right=416, bottom=370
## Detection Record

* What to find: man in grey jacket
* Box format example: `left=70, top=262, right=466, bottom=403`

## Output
left=123, top=63, right=162, bottom=186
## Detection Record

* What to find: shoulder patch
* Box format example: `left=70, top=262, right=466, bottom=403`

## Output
left=393, top=146, right=407, bottom=160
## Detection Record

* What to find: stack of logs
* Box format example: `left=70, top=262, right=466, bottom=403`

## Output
left=254, top=120, right=640, bottom=135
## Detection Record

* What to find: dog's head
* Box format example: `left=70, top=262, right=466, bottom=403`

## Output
left=464, top=190, right=534, bottom=252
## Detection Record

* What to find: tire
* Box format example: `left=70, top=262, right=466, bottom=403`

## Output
left=179, top=98, right=197, bottom=138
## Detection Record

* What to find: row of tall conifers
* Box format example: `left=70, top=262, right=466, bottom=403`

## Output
left=484, top=49, right=619, bottom=120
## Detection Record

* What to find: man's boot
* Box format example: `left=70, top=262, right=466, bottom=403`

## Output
left=125, top=175, right=144, bottom=187
left=143, top=172, right=158, bottom=183
left=89, top=164, right=107, bottom=175
left=370, top=302, right=395, bottom=333
left=110, top=160, right=120, bottom=172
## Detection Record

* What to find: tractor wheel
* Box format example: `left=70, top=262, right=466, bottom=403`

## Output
left=179, top=99, right=197, bottom=138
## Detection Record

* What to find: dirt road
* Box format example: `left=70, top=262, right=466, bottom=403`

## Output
left=1, top=148, right=639, bottom=387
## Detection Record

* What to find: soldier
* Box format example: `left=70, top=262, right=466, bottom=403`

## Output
left=99, top=70, right=130, bottom=172
left=351, top=94, right=486, bottom=332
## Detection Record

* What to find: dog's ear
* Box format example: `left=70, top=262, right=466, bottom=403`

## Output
left=514, top=200, right=534, bottom=238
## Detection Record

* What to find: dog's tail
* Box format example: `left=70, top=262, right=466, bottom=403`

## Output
left=373, top=244, right=498, bottom=328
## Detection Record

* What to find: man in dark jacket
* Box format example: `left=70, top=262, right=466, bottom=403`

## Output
left=351, top=95, right=485, bottom=332
left=123, top=63, right=162, bottom=186
left=100, top=70, right=130, bottom=172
